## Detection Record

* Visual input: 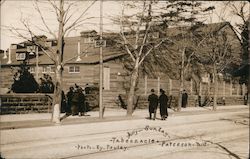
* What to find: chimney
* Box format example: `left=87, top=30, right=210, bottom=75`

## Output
left=3, top=50, right=7, bottom=59
left=7, top=45, right=12, bottom=64
left=76, top=41, right=81, bottom=62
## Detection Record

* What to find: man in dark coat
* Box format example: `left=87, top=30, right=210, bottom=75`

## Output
left=182, top=90, right=188, bottom=108
left=71, top=87, right=79, bottom=116
left=61, top=91, right=67, bottom=113
left=77, top=87, right=86, bottom=116
left=148, top=89, right=158, bottom=120
left=159, top=89, right=168, bottom=120
left=66, top=87, right=74, bottom=115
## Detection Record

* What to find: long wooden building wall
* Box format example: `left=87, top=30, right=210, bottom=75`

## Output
left=0, top=61, right=247, bottom=108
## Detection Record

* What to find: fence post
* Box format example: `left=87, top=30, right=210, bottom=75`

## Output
left=236, top=84, right=239, bottom=95
left=157, top=76, right=160, bottom=96
left=223, top=81, right=226, bottom=97
left=242, top=83, right=245, bottom=95
left=169, top=78, right=172, bottom=95
left=230, top=80, right=233, bottom=96
left=190, top=79, right=193, bottom=95
left=199, top=82, right=202, bottom=96
left=144, top=75, right=147, bottom=96
left=208, top=79, right=211, bottom=96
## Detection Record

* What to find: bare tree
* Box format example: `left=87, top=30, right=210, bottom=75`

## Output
left=117, top=1, right=166, bottom=116
left=155, top=1, right=215, bottom=111
left=222, top=1, right=249, bottom=86
left=112, top=0, right=215, bottom=115
left=4, top=0, right=96, bottom=123
left=199, top=31, right=236, bottom=110
left=222, top=1, right=249, bottom=31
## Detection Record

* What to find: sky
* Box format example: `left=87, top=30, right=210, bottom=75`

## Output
left=0, top=0, right=248, bottom=50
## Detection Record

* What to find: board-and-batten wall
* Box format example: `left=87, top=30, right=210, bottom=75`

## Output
left=0, top=60, right=247, bottom=108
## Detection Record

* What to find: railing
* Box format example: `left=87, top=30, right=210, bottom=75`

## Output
left=0, top=93, right=53, bottom=114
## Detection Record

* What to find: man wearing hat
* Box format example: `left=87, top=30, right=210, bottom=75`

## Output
left=148, top=89, right=158, bottom=120
left=159, top=89, right=168, bottom=120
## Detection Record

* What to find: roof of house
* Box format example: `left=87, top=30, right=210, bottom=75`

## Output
left=0, top=35, right=126, bottom=66
left=0, top=22, right=241, bottom=70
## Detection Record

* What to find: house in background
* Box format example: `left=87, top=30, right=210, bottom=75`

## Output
left=0, top=22, right=246, bottom=108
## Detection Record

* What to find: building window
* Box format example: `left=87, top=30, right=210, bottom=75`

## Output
left=69, top=66, right=80, bottom=73
left=103, top=67, right=110, bottom=90
left=29, top=67, right=35, bottom=73
left=42, top=66, right=53, bottom=73
left=42, top=67, right=46, bottom=73
left=50, top=66, right=55, bottom=73
left=84, top=37, right=95, bottom=43
left=42, top=66, right=47, bottom=73
left=16, top=53, right=26, bottom=60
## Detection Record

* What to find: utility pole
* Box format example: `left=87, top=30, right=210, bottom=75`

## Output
left=178, top=48, right=185, bottom=111
left=99, top=0, right=104, bottom=119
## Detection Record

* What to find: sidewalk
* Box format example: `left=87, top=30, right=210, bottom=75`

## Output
left=0, top=105, right=248, bottom=130
left=1, top=105, right=248, bottom=159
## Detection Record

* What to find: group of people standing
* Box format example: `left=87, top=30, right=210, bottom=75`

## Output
left=148, top=89, right=169, bottom=120
left=39, top=74, right=54, bottom=93
left=63, top=84, right=88, bottom=116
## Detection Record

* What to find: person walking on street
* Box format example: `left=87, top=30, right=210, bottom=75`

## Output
left=159, top=89, right=168, bottom=120
left=148, top=89, right=158, bottom=120
left=182, top=90, right=188, bottom=108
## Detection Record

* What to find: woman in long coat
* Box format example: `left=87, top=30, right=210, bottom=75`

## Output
left=159, top=89, right=168, bottom=120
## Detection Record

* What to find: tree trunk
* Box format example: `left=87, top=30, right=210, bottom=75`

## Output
left=213, top=63, right=217, bottom=111
left=52, top=0, right=64, bottom=124
left=52, top=68, right=62, bottom=123
left=127, top=66, right=139, bottom=116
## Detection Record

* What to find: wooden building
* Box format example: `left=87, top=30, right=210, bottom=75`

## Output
left=0, top=22, right=246, bottom=109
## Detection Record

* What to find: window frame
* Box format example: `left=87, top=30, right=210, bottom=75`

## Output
left=83, top=37, right=95, bottom=43
left=29, top=67, right=35, bottom=73
left=68, top=66, right=80, bottom=73
left=16, top=53, right=26, bottom=60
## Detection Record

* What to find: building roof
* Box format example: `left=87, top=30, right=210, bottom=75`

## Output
left=0, top=22, right=242, bottom=70
left=0, top=35, right=126, bottom=66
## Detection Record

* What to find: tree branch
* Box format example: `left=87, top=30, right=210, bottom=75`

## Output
left=8, top=24, right=56, bottom=63
left=120, top=2, right=136, bottom=62
left=64, top=0, right=96, bottom=33
left=34, top=1, right=57, bottom=39
left=138, top=38, right=166, bottom=66
left=134, top=1, right=147, bottom=50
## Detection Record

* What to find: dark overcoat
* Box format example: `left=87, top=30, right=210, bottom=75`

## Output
left=71, top=91, right=79, bottom=115
left=159, top=93, right=168, bottom=116
left=78, top=92, right=86, bottom=113
left=182, top=93, right=188, bottom=108
left=148, top=93, right=158, bottom=113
